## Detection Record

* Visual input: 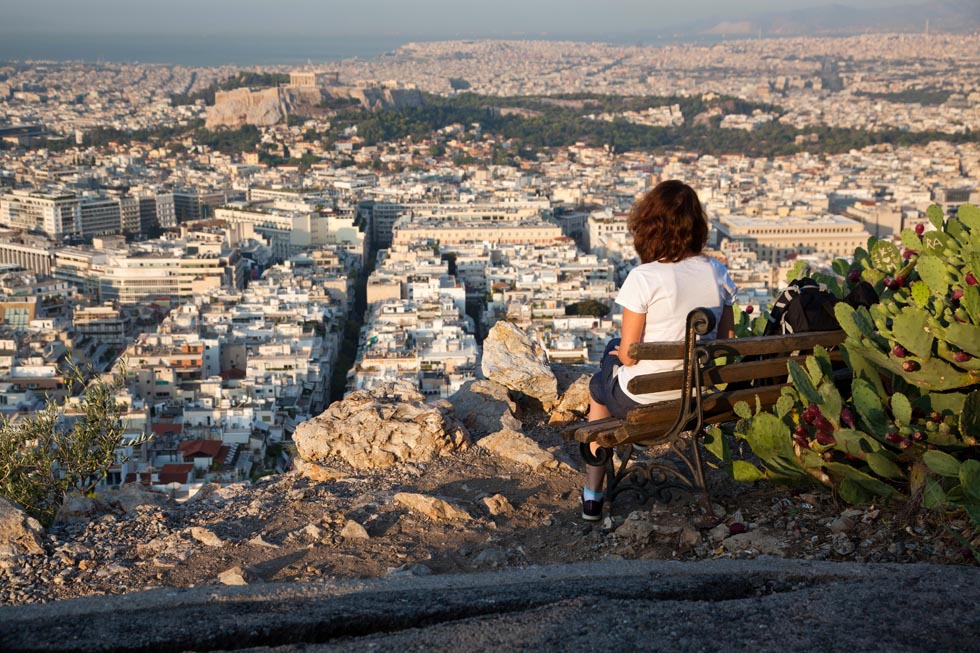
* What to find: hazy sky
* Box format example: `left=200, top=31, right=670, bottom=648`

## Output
left=4, top=0, right=915, bottom=37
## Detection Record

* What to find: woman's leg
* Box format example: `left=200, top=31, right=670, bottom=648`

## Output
left=585, top=396, right=610, bottom=492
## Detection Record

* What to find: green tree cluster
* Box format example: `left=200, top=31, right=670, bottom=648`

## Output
left=341, top=92, right=971, bottom=158
left=0, top=365, right=146, bottom=526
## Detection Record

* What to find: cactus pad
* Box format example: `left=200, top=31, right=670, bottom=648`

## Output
left=945, top=323, right=980, bottom=357
left=852, top=378, right=890, bottom=436
left=871, top=240, right=902, bottom=274
left=922, top=231, right=948, bottom=251
left=890, top=307, right=934, bottom=359
left=958, top=203, right=980, bottom=231
left=910, top=281, right=931, bottom=307
left=890, top=392, right=913, bottom=425
left=962, top=391, right=980, bottom=440
left=900, top=228, right=923, bottom=251
left=788, top=360, right=820, bottom=405
left=916, top=254, right=949, bottom=295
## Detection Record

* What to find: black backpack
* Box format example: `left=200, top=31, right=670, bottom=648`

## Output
left=765, top=277, right=840, bottom=335
left=739, top=277, right=877, bottom=388
left=765, top=277, right=877, bottom=335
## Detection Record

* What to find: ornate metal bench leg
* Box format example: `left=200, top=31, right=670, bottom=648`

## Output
left=604, top=444, right=634, bottom=501
left=685, top=430, right=711, bottom=509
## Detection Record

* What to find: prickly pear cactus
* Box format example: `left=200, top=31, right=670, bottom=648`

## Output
left=714, top=204, right=980, bottom=521
left=835, top=203, right=980, bottom=392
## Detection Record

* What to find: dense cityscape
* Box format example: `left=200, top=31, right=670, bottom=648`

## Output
left=0, top=31, right=976, bottom=497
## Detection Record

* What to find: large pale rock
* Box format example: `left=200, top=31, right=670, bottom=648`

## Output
left=481, top=322, right=558, bottom=409
left=341, top=520, right=370, bottom=540
left=477, top=428, right=559, bottom=470
left=107, top=484, right=169, bottom=514
left=293, top=382, right=469, bottom=470
left=549, top=373, right=592, bottom=425
left=394, top=492, right=471, bottom=522
left=721, top=529, right=786, bottom=556
left=480, top=494, right=514, bottom=516
left=293, top=458, right=346, bottom=483
left=54, top=493, right=111, bottom=526
left=218, top=565, right=257, bottom=586
left=0, top=497, right=44, bottom=558
left=448, top=380, right=522, bottom=438
left=190, top=526, right=224, bottom=547
left=206, top=87, right=286, bottom=129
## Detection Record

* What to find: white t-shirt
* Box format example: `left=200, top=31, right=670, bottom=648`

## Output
left=615, top=255, right=737, bottom=403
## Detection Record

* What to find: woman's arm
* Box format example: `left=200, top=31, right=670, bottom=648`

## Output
left=618, top=307, right=646, bottom=366
left=717, top=304, right=735, bottom=339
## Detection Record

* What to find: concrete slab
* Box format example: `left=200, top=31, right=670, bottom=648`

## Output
left=1, top=559, right=978, bottom=652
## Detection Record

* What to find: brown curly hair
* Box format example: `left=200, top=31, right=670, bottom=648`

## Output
left=628, top=180, right=708, bottom=264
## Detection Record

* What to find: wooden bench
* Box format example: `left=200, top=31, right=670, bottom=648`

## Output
left=564, top=308, right=848, bottom=509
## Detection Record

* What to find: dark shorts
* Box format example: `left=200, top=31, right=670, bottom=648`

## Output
left=589, top=337, right=641, bottom=420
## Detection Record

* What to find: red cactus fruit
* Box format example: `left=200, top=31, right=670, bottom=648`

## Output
left=848, top=269, right=861, bottom=283
left=954, top=351, right=972, bottom=363
left=885, top=432, right=903, bottom=444
left=914, top=223, right=925, bottom=236
left=903, top=360, right=919, bottom=373
left=840, top=407, right=856, bottom=428
left=892, top=344, right=907, bottom=358
left=814, top=431, right=836, bottom=446
left=813, top=415, right=833, bottom=433
left=744, top=305, right=754, bottom=314
left=967, top=272, right=978, bottom=286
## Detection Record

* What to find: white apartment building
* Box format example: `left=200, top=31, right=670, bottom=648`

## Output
left=0, top=189, right=81, bottom=238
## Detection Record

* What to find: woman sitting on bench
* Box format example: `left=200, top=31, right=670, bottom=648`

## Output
left=582, top=180, right=737, bottom=521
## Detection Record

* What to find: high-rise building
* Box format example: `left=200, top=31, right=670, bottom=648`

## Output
left=78, top=196, right=122, bottom=237
left=0, top=189, right=81, bottom=238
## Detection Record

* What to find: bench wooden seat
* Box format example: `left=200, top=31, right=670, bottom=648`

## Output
left=563, top=308, right=848, bottom=508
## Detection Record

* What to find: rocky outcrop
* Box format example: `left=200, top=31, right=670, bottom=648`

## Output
left=344, top=86, right=424, bottom=110
left=481, top=322, right=558, bottom=410
left=205, top=87, right=287, bottom=129
left=205, top=83, right=424, bottom=129
left=55, top=485, right=170, bottom=526
left=476, top=428, right=561, bottom=470
left=549, top=373, right=592, bottom=425
left=293, top=382, right=469, bottom=470
left=394, top=492, right=471, bottom=522
left=292, top=458, right=346, bottom=483
left=0, top=498, right=44, bottom=558
left=448, top=379, right=521, bottom=437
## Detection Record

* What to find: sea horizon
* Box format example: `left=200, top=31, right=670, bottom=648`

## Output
left=0, top=30, right=717, bottom=68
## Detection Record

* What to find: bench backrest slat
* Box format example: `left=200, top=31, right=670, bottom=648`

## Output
left=626, top=350, right=844, bottom=395
left=622, top=368, right=851, bottom=439
left=628, top=330, right=845, bottom=361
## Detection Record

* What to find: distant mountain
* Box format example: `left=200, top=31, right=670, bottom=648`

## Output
left=677, top=1, right=980, bottom=38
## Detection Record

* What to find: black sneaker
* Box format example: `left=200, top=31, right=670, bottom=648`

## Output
left=581, top=497, right=604, bottom=521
